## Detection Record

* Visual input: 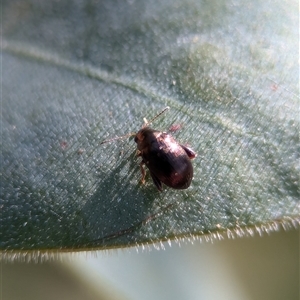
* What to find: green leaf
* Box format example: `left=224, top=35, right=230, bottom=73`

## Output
left=1, top=0, right=299, bottom=253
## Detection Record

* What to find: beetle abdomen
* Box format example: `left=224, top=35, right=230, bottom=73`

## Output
left=143, top=141, right=193, bottom=189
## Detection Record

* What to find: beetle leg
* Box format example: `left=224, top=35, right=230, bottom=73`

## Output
left=180, top=144, right=197, bottom=159
left=150, top=172, right=163, bottom=191
left=140, top=160, right=146, bottom=184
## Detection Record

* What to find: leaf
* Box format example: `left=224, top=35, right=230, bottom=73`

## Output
left=1, top=0, right=299, bottom=254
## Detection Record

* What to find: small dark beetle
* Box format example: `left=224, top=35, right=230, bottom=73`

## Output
left=101, top=107, right=196, bottom=191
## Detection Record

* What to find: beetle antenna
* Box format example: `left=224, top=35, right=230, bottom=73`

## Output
left=100, top=132, right=136, bottom=145
left=143, top=106, right=170, bottom=127
left=100, top=107, right=169, bottom=145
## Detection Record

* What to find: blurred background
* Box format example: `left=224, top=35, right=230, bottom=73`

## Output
left=2, top=228, right=298, bottom=300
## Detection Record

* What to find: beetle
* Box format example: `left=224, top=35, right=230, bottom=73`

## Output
left=100, top=107, right=196, bottom=191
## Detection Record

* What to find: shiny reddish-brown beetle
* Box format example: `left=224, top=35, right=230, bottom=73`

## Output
left=100, top=107, right=196, bottom=191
